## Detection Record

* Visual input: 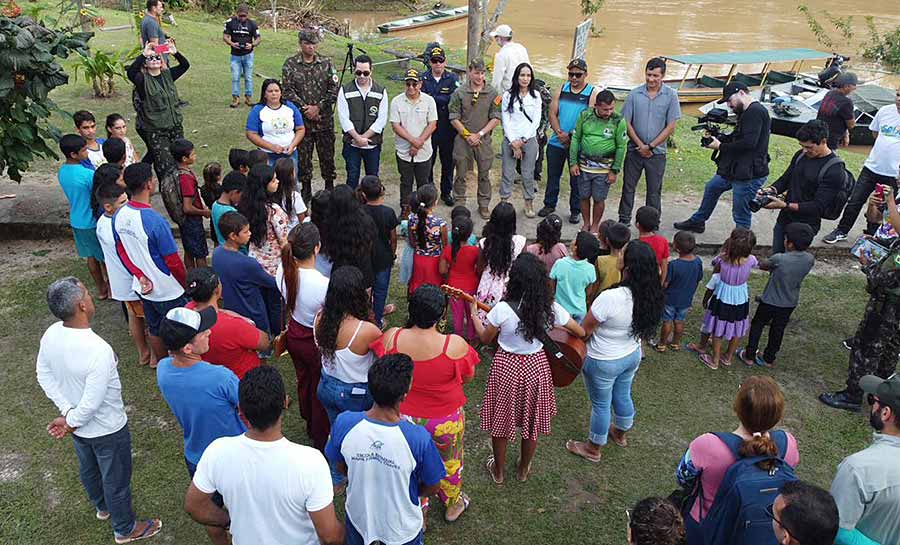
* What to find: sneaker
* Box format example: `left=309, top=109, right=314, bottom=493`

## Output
left=537, top=206, right=555, bottom=217
left=822, top=229, right=847, bottom=244
left=818, top=390, right=861, bottom=412
left=673, top=219, right=705, bottom=233
left=569, top=212, right=581, bottom=224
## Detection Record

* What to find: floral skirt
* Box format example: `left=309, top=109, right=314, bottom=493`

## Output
left=404, top=407, right=465, bottom=507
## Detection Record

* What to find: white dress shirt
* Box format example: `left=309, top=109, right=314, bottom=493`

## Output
left=36, top=322, right=127, bottom=438
left=491, top=41, right=530, bottom=94
left=500, top=90, right=542, bottom=142
left=337, top=81, right=389, bottom=150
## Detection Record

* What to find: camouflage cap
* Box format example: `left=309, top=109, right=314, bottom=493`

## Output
left=468, top=57, right=486, bottom=71
left=298, top=28, right=320, bottom=44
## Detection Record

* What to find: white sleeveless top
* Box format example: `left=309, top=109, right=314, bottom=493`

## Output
left=318, top=318, right=374, bottom=384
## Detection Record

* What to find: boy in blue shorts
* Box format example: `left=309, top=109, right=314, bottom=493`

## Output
left=172, top=138, right=210, bottom=270
left=58, top=134, right=110, bottom=299
left=656, top=231, right=704, bottom=352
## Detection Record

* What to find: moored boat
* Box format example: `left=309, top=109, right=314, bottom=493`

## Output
left=378, top=6, right=468, bottom=34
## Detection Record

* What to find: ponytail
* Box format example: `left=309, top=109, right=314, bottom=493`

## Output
left=414, top=184, right=438, bottom=250
left=739, top=432, right=779, bottom=472
left=451, top=216, right=473, bottom=263
left=733, top=375, right=786, bottom=472
left=281, top=223, right=321, bottom=314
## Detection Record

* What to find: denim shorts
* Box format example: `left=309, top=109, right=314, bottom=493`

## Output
left=576, top=172, right=611, bottom=201
left=181, top=216, right=209, bottom=258
left=140, top=294, right=188, bottom=336
left=662, top=304, right=689, bottom=322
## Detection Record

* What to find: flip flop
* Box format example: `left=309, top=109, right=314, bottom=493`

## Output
left=653, top=343, right=667, bottom=353
left=383, top=304, right=397, bottom=316
left=445, top=493, right=470, bottom=522
left=565, top=439, right=602, bottom=463
left=114, top=519, right=162, bottom=544
left=685, top=342, right=706, bottom=355
left=485, top=456, right=503, bottom=484
left=668, top=343, right=681, bottom=351
left=516, top=461, right=532, bottom=482
left=698, top=353, right=719, bottom=370
left=720, top=357, right=732, bottom=367
left=608, top=429, right=628, bottom=447
left=737, top=349, right=754, bottom=367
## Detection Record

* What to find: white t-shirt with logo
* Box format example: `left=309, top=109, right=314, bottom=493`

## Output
left=96, top=214, right=139, bottom=302
left=487, top=300, right=571, bottom=355
left=864, top=104, right=900, bottom=178
left=193, top=434, right=333, bottom=545
left=246, top=102, right=305, bottom=151
left=587, top=286, right=640, bottom=360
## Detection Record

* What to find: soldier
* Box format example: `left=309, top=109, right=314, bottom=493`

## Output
left=282, top=29, right=339, bottom=202
left=420, top=46, right=460, bottom=206
left=821, top=184, right=900, bottom=412
left=449, top=58, right=502, bottom=220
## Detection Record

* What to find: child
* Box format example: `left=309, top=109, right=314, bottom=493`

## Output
left=739, top=223, right=815, bottom=368
left=228, top=148, right=251, bottom=176
left=212, top=171, right=246, bottom=248
left=698, top=228, right=758, bottom=370
left=73, top=110, right=106, bottom=170
left=360, top=175, right=399, bottom=327
left=95, top=180, right=155, bottom=366
left=200, top=162, right=223, bottom=210
left=596, top=219, right=616, bottom=256
left=105, top=113, right=140, bottom=165
left=440, top=215, right=480, bottom=340
left=525, top=214, right=568, bottom=272
left=687, top=273, right=720, bottom=355
left=408, top=184, right=448, bottom=295
left=274, top=157, right=307, bottom=231
left=636, top=205, right=669, bottom=285
left=448, top=205, right=478, bottom=245
left=590, top=221, right=630, bottom=300
left=172, top=138, right=210, bottom=270
left=102, top=138, right=127, bottom=166
left=248, top=149, right=269, bottom=168
left=550, top=231, right=600, bottom=322
left=58, top=134, right=109, bottom=299
left=655, top=231, right=704, bottom=353
left=309, top=189, right=333, bottom=277
left=398, top=190, right=418, bottom=287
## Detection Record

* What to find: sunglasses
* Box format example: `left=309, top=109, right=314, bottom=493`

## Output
left=472, top=91, right=480, bottom=104
left=405, top=81, right=420, bottom=87
left=355, top=70, right=371, bottom=77
left=431, top=58, right=445, bottom=64
left=147, top=55, right=162, bottom=61
left=568, top=71, right=585, bottom=78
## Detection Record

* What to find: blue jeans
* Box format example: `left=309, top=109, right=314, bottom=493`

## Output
left=581, top=349, right=641, bottom=445
left=688, top=174, right=767, bottom=229
left=372, top=266, right=392, bottom=327
left=230, top=53, right=254, bottom=97
left=543, top=144, right=580, bottom=214
left=345, top=518, right=423, bottom=545
left=318, top=372, right=373, bottom=484
left=342, top=142, right=381, bottom=188
left=72, top=424, right=136, bottom=537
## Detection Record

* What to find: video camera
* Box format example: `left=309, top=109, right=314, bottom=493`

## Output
left=691, top=107, right=731, bottom=147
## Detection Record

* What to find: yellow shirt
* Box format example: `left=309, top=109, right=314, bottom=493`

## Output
left=593, top=255, right=621, bottom=296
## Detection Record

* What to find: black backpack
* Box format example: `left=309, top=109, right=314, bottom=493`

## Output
left=790, top=152, right=856, bottom=220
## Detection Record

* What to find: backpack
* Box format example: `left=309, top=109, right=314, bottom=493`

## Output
left=790, top=152, right=856, bottom=220
left=698, top=431, right=798, bottom=545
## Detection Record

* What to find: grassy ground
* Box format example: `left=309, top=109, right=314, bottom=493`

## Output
left=0, top=245, right=876, bottom=545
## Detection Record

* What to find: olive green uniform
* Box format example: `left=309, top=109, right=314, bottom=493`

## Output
left=449, top=81, right=501, bottom=208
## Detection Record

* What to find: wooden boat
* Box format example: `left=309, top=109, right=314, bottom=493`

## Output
left=609, top=48, right=835, bottom=103
left=377, top=6, right=468, bottom=34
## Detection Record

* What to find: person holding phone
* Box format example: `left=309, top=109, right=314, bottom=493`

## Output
left=223, top=4, right=261, bottom=108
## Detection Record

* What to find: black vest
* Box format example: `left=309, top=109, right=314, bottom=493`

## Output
left=341, top=80, right=385, bottom=145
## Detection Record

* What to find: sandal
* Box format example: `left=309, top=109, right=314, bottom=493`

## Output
left=445, top=493, right=470, bottom=522
left=653, top=343, right=667, bottom=353
left=720, top=357, right=732, bottom=367
left=668, top=343, right=681, bottom=351
left=608, top=428, right=628, bottom=447
left=565, top=439, right=602, bottom=463
left=698, top=353, right=719, bottom=370
left=485, top=456, right=503, bottom=484
left=737, top=349, right=754, bottom=367
left=114, top=519, right=162, bottom=544
left=685, top=342, right=706, bottom=355
left=516, top=461, right=532, bottom=482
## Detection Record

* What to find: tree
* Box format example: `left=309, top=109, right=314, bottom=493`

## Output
left=476, top=0, right=510, bottom=59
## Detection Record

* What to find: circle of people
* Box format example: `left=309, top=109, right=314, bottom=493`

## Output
left=41, top=5, right=900, bottom=545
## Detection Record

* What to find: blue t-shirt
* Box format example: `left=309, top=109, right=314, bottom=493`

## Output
left=58, top=163, right=97, bottom=229
left=211, top=246, right=278, bottom=332
left=665, top=256, right=705, bottom=309
left=550, top=256, right=597, bottom=319
left=549, top=82, right=594, bottom=149
left=156, top=358, right=246, bottom=464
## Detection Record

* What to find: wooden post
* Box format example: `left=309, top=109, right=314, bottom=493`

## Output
left=466, top=0, right=480, bottom=65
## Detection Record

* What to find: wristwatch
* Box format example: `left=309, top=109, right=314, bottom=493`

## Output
left=478, top=130, right=485, bottom=137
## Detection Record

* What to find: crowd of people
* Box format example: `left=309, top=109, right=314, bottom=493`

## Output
left=35, top=2, right=900, bottom=544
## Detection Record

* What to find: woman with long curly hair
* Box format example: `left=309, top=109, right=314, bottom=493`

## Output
left=567, top=240, right=664, bottom=462
left=324, top=184, right=376, bottom=286
left=237, top=163, right=289, bottom=277
left=470, top=253, right=585, bottom=484
left=475, top=202, right=526, bottom=323
left=314, top=265, right=381, bottom=487
left=627, top=497, right=685, bottom=545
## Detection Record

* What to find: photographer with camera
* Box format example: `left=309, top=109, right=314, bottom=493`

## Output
left=757, top=120, right=846, bottom=253
left=674, top=82, right=770, bottom=233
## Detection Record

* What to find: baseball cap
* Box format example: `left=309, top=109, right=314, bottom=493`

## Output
left=158, top=306, right=217, bottom=352
left=718, top=81, right=749, bottom=104
left=298, top=28, right=320, bottom=43
left=404, top=68, right=420, bottom=81
left=489, top=24, right=512, bottom=38
left=567, top=58, right=588, bottom=71
left=468, top=57, right=486, bottom=71
left=860, top=374, right=900, bottom=408
left=429, top=47, right=446, bottom=61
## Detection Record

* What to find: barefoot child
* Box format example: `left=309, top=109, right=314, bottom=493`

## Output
left=440, top=215, right=480, bottom=340
left=172, top=138, right=210, bottom=270
left=636, top=206, right=669, bottom=285
left=550, top=231, right=600, bottom=322
left=656, top=231, right=704, bottom=353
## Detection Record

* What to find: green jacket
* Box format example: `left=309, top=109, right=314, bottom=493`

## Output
left=569, top=110, right=627, bottom=173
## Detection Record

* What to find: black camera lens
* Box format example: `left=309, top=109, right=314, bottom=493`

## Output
left=749, top=195, right=772, bottom=213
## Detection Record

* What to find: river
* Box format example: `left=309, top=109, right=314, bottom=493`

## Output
left=335, top=0, right=900, bottom=90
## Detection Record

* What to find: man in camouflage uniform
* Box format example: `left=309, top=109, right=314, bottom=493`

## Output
left=282, top=29, right=338, bottom=201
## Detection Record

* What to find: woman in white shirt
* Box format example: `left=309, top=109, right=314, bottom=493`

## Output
left=105, top=113, right=141, bottom=165
left=566, top=241, right=664, bottom=462
left=245, top=78, right=306, bottom=177
left=471, top=253, right=584, bottom=484
left=277, top=223, right=329, bottom=451
left=500, top=63, right=542, bottom=218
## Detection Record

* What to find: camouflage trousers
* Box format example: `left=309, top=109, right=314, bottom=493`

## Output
left=145, top=125, right=185, bottom=225
left=846, top=296, right=900, bottom=398
left=297, top=128, right=336, bottom=202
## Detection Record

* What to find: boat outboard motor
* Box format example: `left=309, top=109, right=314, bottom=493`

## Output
left=818, top=54, right=849, bottom=88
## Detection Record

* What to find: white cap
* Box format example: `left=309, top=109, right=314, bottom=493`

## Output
left=489, top=24, right=512, bottom=38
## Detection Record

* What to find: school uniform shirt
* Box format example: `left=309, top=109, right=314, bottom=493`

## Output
left=96, top=214, right=139, bottom=302
left=325, top=412, right=446, bottom=545
left=390, top=92, right=438, bottom=162
left=550, top=257, right=597, bottom=319
left=587, top=286, right=639, bottom=360
left=246, top=101, right=305, bottom=151
left=58, top=163, right=97, bottom=229
left=194, top=434, right=333, bottom=545
left=113, top=201, right=186, bottom=302
left=86, top=139, right=107, bottom=169
left=488, top=301, right=571, bottom=355
left=863, top=104, right=900, bottom=178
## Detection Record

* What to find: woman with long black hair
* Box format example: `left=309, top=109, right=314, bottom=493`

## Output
left=500, top=63, right=541, bottom=217
left=245, top=78, right=306, bottom=178
left=238, top=163, right=289, bottom=278
left=325, top=184, right=376, bottom=286
left=566, top=240, right=664, bottom=462
left=475, top=202, right=526, bottom=324
left=471, top=253, right=585, bottom=484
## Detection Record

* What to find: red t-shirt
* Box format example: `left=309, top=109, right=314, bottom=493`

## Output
left=640, top=233, right=670, bottom=266
left=440, top=244, right=480, bottom=293
left=371, top=333, right=480, bottom=419
left=178, top=169, right=203, bottom=210
left=186, top=302, right=260, bottom=379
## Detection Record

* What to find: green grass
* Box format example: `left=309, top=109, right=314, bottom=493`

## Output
left=0, top=251, right=875, bottom=544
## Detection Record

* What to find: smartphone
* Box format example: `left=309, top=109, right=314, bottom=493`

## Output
left=876, top=184, right=886, bottom=199
left=153, top=44, right=170, bottom=55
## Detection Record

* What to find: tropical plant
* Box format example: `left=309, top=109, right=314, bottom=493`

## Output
left=0, top=15, right=92, bottom=181
left=862, top=17, right=900, bottom=71
left=797, top=4, right=900, bottom=71
left=72, top=46, right=139, bottom=98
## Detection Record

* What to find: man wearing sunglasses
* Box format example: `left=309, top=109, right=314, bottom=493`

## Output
left=390, top=69, right=438, bottom=211
left=420, top=47, right=460, bottom=206
left=769, top=481, right=839, bottom=545
left=336, top=55, right=388, bottom=188
left=829, top=374, right=900, bottom=545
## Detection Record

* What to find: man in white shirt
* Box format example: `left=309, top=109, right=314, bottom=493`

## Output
left=185, top=366, right=343, bottom=545
left=390, top=68, right=438, bottom=211
left=336, top=54, right=388, bottom=188
left=490, top=24, right=530, bottom=94
left=36, top=277, right=162, bottom=544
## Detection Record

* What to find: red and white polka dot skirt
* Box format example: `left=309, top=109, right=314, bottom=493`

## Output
left=480, top=348, right=558, bottom=440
